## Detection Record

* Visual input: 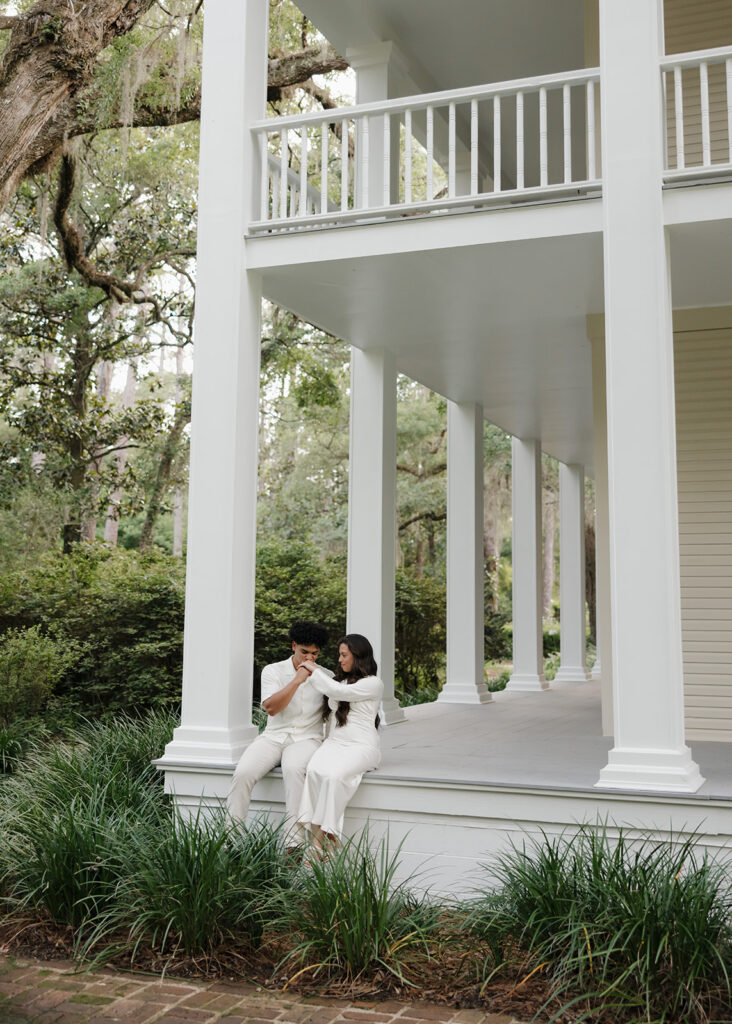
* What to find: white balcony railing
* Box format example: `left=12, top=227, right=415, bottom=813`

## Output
left=250, top=68, right=601, bottom=233
left=662, top=45, right=732, bottom=181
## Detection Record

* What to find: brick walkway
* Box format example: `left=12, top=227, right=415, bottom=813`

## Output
left=0, top=957, right=522, bottom=1024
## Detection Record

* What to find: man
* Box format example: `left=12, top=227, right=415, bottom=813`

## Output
left=227, top=621, right=332, bottom=845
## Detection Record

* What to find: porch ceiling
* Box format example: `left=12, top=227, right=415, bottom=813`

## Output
left=256, top=227, right=604, bottom=469
left=299, top=1, right=587, bottom=96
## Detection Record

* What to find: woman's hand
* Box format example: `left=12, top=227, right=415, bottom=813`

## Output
left=297, top=659, right=315, bottom=677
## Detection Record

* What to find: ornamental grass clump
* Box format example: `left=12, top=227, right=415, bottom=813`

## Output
left=80, top=815, right=293, bottom=965
left=276, top=831, right=440, bottom=982
left=467, top=825, right=732, bottom=1024
left=0, top=710, right=176, bottom=927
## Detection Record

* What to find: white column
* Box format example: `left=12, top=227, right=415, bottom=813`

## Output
left=589, top=325, right=613, bottom=730
left=159, top=0, right=268, bottom=768
left=554, top=463, right=591, bottom=683
left=348, top=347, right=405, bottom=724
left=347, top=42, right=400, bottom=206
left=596, top=0, right=703, bottom=791
left=507, top=437, right=548, bottom=692
left=439, top=402, right=492, bottom=704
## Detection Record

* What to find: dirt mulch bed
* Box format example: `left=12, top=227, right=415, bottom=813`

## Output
left=0, top=912, right=569, bottom=1024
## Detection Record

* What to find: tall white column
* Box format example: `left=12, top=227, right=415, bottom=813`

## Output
left=348, top=347, right=405, bottom=724
left=589, top=326, right=613, bottom=731
left=440, top=402, right=492, bottom=704
left=554, top=463, right=591, bottom=683
left=159, top=0, right=268, bottom=768
left=507, top=438, right=548, bottom=692
left=596, top=0, right=703, bottom=791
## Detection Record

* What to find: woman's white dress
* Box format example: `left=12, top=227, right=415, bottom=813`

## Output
left=297, top=667, right=383, bottom=839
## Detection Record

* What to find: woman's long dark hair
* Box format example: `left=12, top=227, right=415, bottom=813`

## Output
left=322, top=633, right=380, bottom=729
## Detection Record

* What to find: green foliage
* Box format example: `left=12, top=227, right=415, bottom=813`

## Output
left=81, top=816, right=293, bottom=964
left=0, top=717, right=47, bottom=774
left=0, top=710, right=176, bottom=926
left=277, top=831, right=439, bottom=981
left=0, top=625, right=76, bottom=722
left=254, top=538, right=347, bottom=688
left=484, top=610, right=511, bottom=661
left=466, top=826, right=732, bottom=1023
left=394, top=569, right=445, bottom=694
left=0, top=545, right=186, bottom=716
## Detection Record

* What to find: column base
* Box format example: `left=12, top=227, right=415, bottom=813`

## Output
left=381, top=696, right=407, bottom=725
left=155, top=722, right=259, bottom=769
left=596, top=746, right=705, bottom=793
left=553, top=666, right=592, bottom=684
left=506, top=673, right=549, bottom=693
left=438, top=681, right=493, bottom=704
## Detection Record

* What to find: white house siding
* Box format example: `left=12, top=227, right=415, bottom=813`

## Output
left=675, top=316, right=732, bottom=742
left=664, top=0, right=732, bottom=169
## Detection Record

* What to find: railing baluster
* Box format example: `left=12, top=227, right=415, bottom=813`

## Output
left=586, top=80, right=595, bottom=180
left=563, top=83, right=571, bottom=183
left=493, top=95, right=501, bottom=192
left=539, top=86, right=548, bottom=187
left=299, top=127, right=308, bottom=216
left=516, top=91, right=524, bottom=189
left=448, top=102, right=456, bottom=198
left=279, top=129, right=288, bottom=219
left=700, top=61, right=711, bottom=166
left=673, top=65, right=685, bottom=169
left=383, top=112, right=391, bottom=206
left=426, top=105, right=434, bottom=200
left=321, top=124, right=328, bottom=214
left=260, top=133, right=269, bottom=220
left=360, top=116, right=369, bottom=207
left=727, top=59, right=732, bottom=163
left=340, top=119, right=348, bottom=211
left=272, top=168, right=280, bottom=220
left=405, top=109, right=413, bottom=203
left=470, top=98, right=479, bottom=195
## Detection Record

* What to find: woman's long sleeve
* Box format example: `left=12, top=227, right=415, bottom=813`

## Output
left=309, top=667, right=383, bottom=702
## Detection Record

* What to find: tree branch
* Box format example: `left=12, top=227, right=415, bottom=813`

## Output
left=399, top=511, right=447, bottom=532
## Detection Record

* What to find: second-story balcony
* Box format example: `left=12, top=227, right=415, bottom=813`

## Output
left=250, top=43, right=732, bottom=236
left=250, top=66, right=602, bottom=234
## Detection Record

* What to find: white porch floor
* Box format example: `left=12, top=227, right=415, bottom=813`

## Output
left=375, top=680, right=732, bottom=800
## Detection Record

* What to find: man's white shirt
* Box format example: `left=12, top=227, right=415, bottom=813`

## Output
left=260, top=657, right=334, bottom=744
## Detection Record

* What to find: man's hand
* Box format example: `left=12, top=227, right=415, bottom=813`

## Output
left=262, top=661, right=314, bottom=716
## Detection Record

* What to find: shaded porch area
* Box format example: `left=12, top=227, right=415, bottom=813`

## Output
left=376, top=681, right=732, bottom=798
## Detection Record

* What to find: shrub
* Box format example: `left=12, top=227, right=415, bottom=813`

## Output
left=277, top=831, right=439, bottom=981
left=0, top=545, right=186, bottom=716
left=466, top=825, right=732, bottom=1023
left=254, top=539, right=346, bottom=693
left=0, top=625, right=77, bottom=722
left=394, top=570, right=445, bottom=693
left=484, top=611, right=511, bottom=661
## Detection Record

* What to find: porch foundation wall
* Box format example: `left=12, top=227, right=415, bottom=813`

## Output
left=162, top=766, right=732, bottom=896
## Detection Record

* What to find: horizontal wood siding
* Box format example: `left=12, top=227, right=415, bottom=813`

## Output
left=664, top=0, right=732, bottom=168
left=676, top=328, right=732, bottom=741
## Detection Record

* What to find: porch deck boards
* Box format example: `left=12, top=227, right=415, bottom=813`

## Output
left=374, top=681, right=732, bottom=800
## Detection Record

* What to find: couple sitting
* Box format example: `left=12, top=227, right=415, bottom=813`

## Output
left=227, top=622, right=383, bottom=856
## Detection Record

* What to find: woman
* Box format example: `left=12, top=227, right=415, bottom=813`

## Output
left=296, top=633, right=383, bottom=855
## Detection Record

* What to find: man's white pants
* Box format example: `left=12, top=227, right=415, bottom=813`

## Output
left=227, top=734, right=321, bottom=844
